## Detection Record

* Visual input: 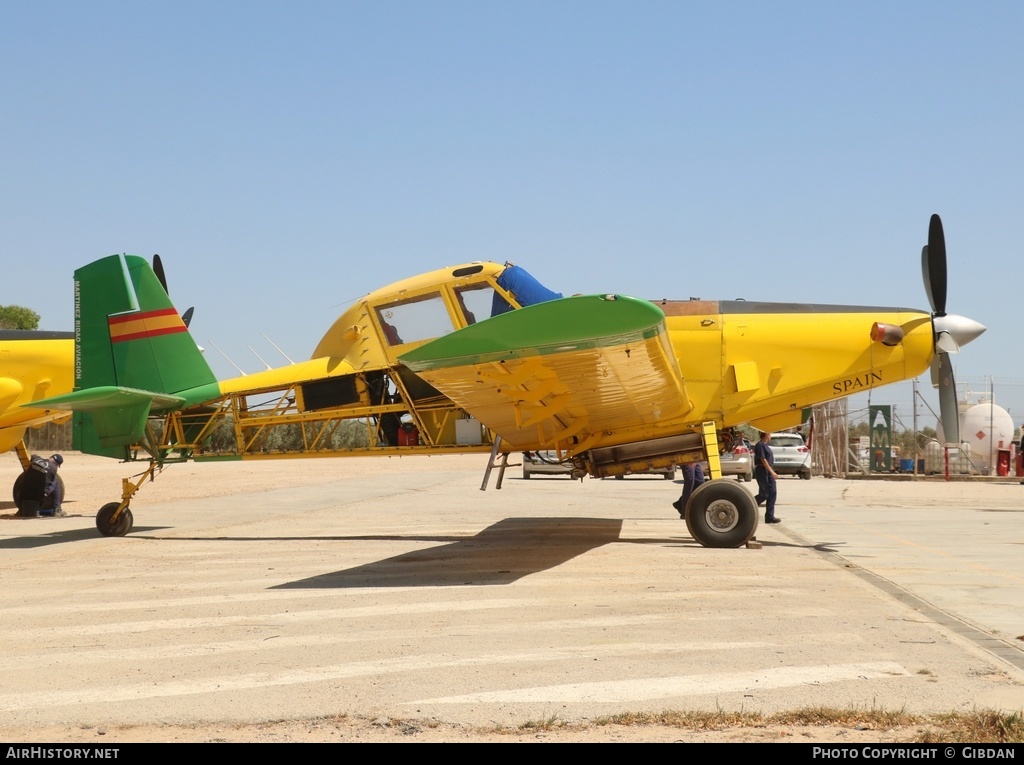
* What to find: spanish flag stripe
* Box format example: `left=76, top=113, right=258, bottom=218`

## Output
left=111, top=325, right=189, bottom=343
left=108, top=308, right=179, bottom=326
left=108, top=310, right=186, bottom=343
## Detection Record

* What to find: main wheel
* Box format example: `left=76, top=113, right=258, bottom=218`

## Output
left=12, top=470, right=28, bottom=508
left=684, top=479, right=758, bottom=548
left=800, top=469, right=811, bottom=480
left=13, top=472, right=64, bottom=512
left=96, top=502, right=133, bottom=537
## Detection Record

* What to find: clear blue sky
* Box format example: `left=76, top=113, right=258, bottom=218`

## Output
left=2, top=1, right=1020, bottom=425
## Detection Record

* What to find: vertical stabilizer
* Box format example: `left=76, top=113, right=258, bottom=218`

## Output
left=75, top=254, right=216, bottom=394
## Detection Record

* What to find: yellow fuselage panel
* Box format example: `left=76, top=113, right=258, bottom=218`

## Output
left=663, top=302, right=933, bottom=431
left=216, top=356, right=359, bottom=397
left=0, top=336, right=75, bottom=446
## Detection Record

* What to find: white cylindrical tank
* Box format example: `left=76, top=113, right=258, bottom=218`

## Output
left=937, top=402, right=1015, bottom=474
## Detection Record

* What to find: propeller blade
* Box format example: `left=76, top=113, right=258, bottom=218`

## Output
left=936, top=352, right=960, bottom=445
left=181, top=306, right=194, bottom=328
left=153, top=254, right=169, bottom=295
left=922, top=214, right=947, bottom=316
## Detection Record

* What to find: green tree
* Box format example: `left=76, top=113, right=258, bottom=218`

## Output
left=0, top=304, right=40, bottom=330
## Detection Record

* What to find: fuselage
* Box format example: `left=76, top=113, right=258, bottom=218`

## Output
left=0, top=331, right=75, bottom=452
left=181, top=262, right=937, bottom=456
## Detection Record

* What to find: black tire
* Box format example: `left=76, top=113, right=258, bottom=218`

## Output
left=684, top=479, right=758, bottom=549
left=615, top=474, right=624, bottom=480
left=13, top=471, right=64, bottom=511
left=12, top=470, right=27, bottom=507
left=662, top=471, right=675, bottom=480
left=96, top=502, right=133, bottom=537
left=800, top=469, right=811, bottom=480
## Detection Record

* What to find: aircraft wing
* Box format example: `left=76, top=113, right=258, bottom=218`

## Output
left=400, top=294, right=691, bottom=453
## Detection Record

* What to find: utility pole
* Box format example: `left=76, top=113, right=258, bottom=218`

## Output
left=913, top=378, right=919, bottom=475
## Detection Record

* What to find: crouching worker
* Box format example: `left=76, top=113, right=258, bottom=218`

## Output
left=15, top=453, right=62, bottom=517
left=39, top=454, right=64, bottom=517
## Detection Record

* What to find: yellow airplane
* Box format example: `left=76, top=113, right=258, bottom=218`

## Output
left=31, top=215, right=984, bottom=547
left=1, top=330, right=74, bottom=507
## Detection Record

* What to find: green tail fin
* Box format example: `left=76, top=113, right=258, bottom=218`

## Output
left=31, top=254, right=217, bottom=455
left=76, top=254, right=216, bottom=394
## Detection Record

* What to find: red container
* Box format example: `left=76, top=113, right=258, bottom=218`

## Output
left=397, top=423, right=419, bottom=446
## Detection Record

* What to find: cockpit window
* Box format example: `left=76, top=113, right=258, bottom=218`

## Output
left=375, top=293, right=454, bottom=346
left=454, top=284, right=506, bottom=325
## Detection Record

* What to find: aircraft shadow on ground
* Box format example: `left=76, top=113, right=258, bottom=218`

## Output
left=0, top=524, right=156, bottom=548
left=272, top=517, right=624, bottom=589
left=0, top=522, right=168, bottom=549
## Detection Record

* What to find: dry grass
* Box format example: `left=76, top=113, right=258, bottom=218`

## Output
left=572, top=707, right=1024, bottom=743
left=922, top=710, right=1024, bottom=743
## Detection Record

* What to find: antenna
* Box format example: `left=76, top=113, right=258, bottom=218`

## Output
left=261, top=332, right=296, bottom=364
left=248, top=345, right=272, bottom=371
left=210, top=343, right=246, bottom=375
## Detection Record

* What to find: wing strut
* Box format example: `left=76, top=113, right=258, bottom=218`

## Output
left=480, top=435, right=504, bottom=491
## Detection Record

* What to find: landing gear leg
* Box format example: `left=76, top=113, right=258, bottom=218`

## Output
left=701, top=421, right=722, bottom=480
left=95, top=461, right=158, bottom=537
left=14, top=440, right=31, bottom=471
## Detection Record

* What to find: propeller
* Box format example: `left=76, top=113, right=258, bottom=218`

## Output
left=153, top=254, right=169, bottom=295
left=921, top=215, right=986, bottom=445
left=153, top=254, right=195, bottom=329
left=922, top=214, right=947, bottom=316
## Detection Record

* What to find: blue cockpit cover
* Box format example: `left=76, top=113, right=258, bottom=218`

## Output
left=491, top=265, right=564, bottom=317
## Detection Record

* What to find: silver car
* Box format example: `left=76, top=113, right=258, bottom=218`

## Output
left=522, top=451, right=574, bottom=479
left=719, top=439, right=753, bottom=481
left=768, top=432, right=812, bottom=479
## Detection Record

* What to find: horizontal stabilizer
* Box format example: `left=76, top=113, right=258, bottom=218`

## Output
left=28, top=385, right=185, bottom=412
left=400, top=295, right=691, bottom=451
left=29, top=386, right=185, bottom=448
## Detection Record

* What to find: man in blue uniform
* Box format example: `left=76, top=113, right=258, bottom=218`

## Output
left=672, top=463, right=705, bottom=518
left=753, top=432, right=781, bottom=524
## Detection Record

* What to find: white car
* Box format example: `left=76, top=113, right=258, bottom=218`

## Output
left=768, top=432, right=812, bottom=479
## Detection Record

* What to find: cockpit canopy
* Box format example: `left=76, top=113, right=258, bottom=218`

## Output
left=311, top=261, right=562, bottom=365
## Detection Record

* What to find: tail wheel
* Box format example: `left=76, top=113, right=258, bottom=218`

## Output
left=684, top=479, right=758, bottom=548
left=96, top=502, right=133, bottom=537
